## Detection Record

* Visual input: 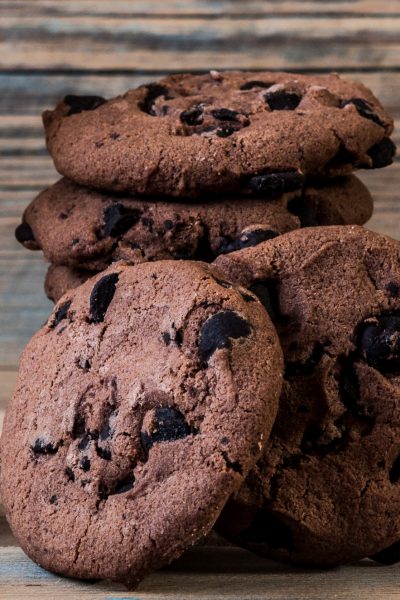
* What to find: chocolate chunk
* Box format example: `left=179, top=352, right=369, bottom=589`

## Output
left=358, top=315, right=400, bottom=373
left=140, top=83, right=170, bottom=115
left=198, top=310, right=251, bottom=362
left=211, top=108, right=239, bottom=121
left=341, top=97, right=385, bottom=127
left=247, top=171, right=305, bottom=197
left=32, top=438, right=61, bottom=455
left=367, top=137, right=396, bottom=169
left=370, top=540, right=400, bottom=565
left=218, top=229, right=279, bottom=254
left=389, top=454, right=400, bottom=484
left=89, top=273, right=119, bottom=323
left=265, top=90, right=301, bottom=111
left=249, top=281, right=281, bottom=322
left=96, top=445, right=111, bottom=461
left=141, top=407, right=193, bottom=454
left=102, top=203, right=141, bottom=238
left=78, top=434, right=91, bottom=451
left=51, top=300, right=71, bottom=328
left=64, top=95, right=106, bottom=116
left=65, top=467, right=75, bottom=481
left=216, top=125, right=236, bottom=138
left=180, top=105, right=204, bottom=126
left=80, top=456, right=91, bottom=472
left=240, top=80, right=275, bottom=90
left=15, top=223, right=35, bottom=244
left=240, top=510, right=293, bottom=550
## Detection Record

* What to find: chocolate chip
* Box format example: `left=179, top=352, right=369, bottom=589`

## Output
left=99, top=422, right=111, bottom=441
left=141, top=407, right=193, bottom=454
left=249, top=280, right=280, bottom=322
left=341, top=97, right=385, bottom=127
left=96, top=445, right=111, bottom=461
left=164, top=219, right=174, bottom=230
left=265, top=90, right=301, bottom=111
left=140, top=83, right=170, bottom=115
left=218, top=229, right=278, bottom=254
left=287, top=196, right=319, bottom=227
left=32, top=438, right=62, bottom=455
left=51, top=300, right=71, bottom=328
left=211, top=108, right=239, bottom=121
left=358, top=315, right=400, bottom=373
left=15, top=223, right=35, bottom=244
left=247, top=171, right=305, bottom=197
left=285, top=344, right=325, bottom=377
left=162, top=332, right=172, bottom=345
left=112, top=474, right=135, bottom=495
left=198, top=310, right=251, bottom=362
left=80, top=456, right=91, bottom=472
left=102, top=204, right=141, bottom=238
left=89, top=273, right=119, bottom=323
left=367, top=137, right=396, bottom=169
left=64, top=95, right=106, bottom=116
left=65, top=467, right=75, bottom=481
left=78, top=434, right=91, bottom=450
left=49, top=495, right=58, bottom=505
left=180, top=104, right=204, bottom=126
left=216, top=125, right=236, bottom=138
left=239, top=510, right=293, bottom=550
left=389, top=454, right=400, bottom=483
left=370, top=540, right=400, bottom=565
left=240, top=80, right=275, bottom=90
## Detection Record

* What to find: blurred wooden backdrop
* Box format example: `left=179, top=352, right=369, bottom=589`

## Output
left=1, top=0, right=400, bottom=464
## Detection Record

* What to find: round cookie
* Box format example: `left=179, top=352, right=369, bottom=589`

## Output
left=16, top=176, right=372, bottom=272
left=0, top=260, right=283, bottom=587
left=43, top=71, right=395, bottom=198
left=213, top=225, right=400, bottom=566
left=45, top=264, right=94, bottom=303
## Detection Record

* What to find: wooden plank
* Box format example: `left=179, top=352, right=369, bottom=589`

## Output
left=2, top=16, right=400, bottom=71
left=3, top=0, right=400, bottom=17
left=1, top=71, right=400, bottom=117
left=1, top=530, right=400, bottom=599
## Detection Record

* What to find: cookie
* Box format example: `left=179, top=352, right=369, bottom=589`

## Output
left=45, top=264, right=94, bottom=303
left=0, top=260, right=283, bottom=586
left=17, top=176, right=372, bottom=272
left=214, top=225, right=400, bottom=566
left=42, top=71, right=395, bottom=198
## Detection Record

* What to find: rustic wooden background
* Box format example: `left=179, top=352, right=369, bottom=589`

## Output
left=1, top=1, right=400, bottom=597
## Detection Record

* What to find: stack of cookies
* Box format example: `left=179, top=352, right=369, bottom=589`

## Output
left=2, top=71, right=400, bottom=588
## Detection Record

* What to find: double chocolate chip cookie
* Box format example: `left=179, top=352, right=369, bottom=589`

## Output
left=214, top=225, right=400, bottom=566
left=43, top=71, right=395, bottom=198
left=17, top=175, right=372, bottom=273
left=0, top=260, right=283, bottom=586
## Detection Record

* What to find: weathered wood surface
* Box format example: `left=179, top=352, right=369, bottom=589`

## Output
left=1, top=518, right=400, bottom=600
left=1, top=0, right=400, bottom=595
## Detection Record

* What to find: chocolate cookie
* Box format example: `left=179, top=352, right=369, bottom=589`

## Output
left=0, top=260, right=283, bottom=586
left=42, top=71, right=395, bottom=198
left=45, top=264, right=94, bottom=303
left=17, top=176, right=372, bottom=272
left=214, top=225, right=400, bottom=566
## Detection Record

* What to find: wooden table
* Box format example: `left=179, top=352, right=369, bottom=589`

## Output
left=1, top=1, right=400, bottom=597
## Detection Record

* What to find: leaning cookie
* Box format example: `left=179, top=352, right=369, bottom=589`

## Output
left=0, top=260, right=283, bottom=587
left=16, top=175, right=372, bottom=272
left=43, top=71, right=395, bottom=198
left=214, top=225, right=400, bottom=567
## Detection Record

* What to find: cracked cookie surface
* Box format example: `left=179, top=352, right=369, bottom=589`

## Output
left=0, top=260, right=282, bottom=587
left=43, top=71, right=395, bottom=198
left=18, top=175, right=372, bottom=274
left=214, top=225, right=400, bottom=566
